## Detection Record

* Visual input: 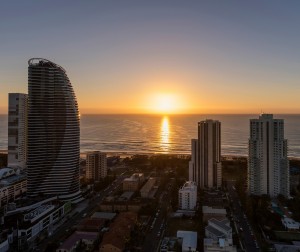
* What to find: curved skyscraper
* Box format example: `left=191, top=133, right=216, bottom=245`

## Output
left=27, top=58, right=80, bottom=199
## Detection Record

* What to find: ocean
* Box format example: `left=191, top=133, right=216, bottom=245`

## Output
left=1, top=114, right=300, bottom=157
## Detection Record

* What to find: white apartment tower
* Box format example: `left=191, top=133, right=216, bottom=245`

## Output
left=248, top=114, right=289, bottom=198
left=8, top=93, right=28, bottom=169
left=178, top=181, right=197, bottom=210
left=189, top=120, right=222, bottom=188
left=86, top=151, right=107, bottom=181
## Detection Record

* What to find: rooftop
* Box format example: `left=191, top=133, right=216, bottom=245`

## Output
left=160, top=237, right=180, bottom=251
left=0, top=173, right=26, bottom=188
left=209, top=218, right=231, bottom=232
left=0, top=168, right=15, bottom=179
left=59, top=231, right=98, bottom=250
left=0, top=167, right=26, bottom=188
left=274, top=243, right=300, bottom=252
left=203, top=206, right=226, bottom=214
left=28, top=58, right=66, bottom=72
left=24, top=205, right=54, bottom=221
left=119, top=191, right=134, bottom=201
left=179, top=181, right=197, bottom=191
left=177, top=230, right=197, bottom=250
left=91, top=212, right=116, bottom=220
left=101, top=212, right=137, bottom=251
left=205, top=225, right=226, bottom=238
left=77, top=218, right=105, bottom=231
left=140, top=177, right=156, bottom=192
left=124, top=173, right=144, bottom=182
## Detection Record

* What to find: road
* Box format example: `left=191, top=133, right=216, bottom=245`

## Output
left=227, top=180, right=260, bottom=252
left=142, top=182, right=172, bottom=252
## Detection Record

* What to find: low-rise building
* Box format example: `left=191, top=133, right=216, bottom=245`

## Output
left=204, top=238, right=237, bottom=252
left=203, top=191, right=225, bottom=208
left=282, top=217, right=300, bottom=230
left=90, top=212, right=116, bottom=221
left=4, top=199, right=72, bottom=248
left=0, top=168, right=27, bottom=208
left=100, top=212, right=137, bottom=252
left=140, top=177, right=156, bottom=198
left=99, top=200, right=142, bottom=213
left=160, top=237, right=180, bottom=252
left=274, top=241, right=300, bottom=252
left=177, top=230, right=197, bottom=252
left=119, top=191, right=134, bottom=201
left=123, top=173, right=144, bottom=192
left=205, top=218, right=232, bottom=243
left=178, top=181, right=197, bottom=210
left=56, top=231, right=98, bottom=252
left=76, top=218, right=105, bottom=232
left=202, top=206, right=227, bottom=222
left=0, top=235, right=11, bottom=252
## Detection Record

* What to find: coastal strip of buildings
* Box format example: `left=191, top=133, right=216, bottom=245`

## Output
left=189, top=115, right=290, bottom=198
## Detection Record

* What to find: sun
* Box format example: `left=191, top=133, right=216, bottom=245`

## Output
left=150, top=93, right=178, bottom=114
left=156, top=95, right=173, bottom=112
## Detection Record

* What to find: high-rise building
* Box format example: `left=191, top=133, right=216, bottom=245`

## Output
left=178, top=181, right=197, bottom=210
left=8, top=93, right=28, bottom=169
left=86, top=151, right=107, bottom=181
left=248, top=114, right=289, bottom=197
left=27, top=58, right=80, bottom=199
left=189, top=120, right=222, bottom=188
left=189, top=139, right=198, bottom=183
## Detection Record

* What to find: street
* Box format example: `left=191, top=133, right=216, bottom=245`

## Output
left=227, top=180, right=260, bottom=252
left=142, top=184, right=172, bottom=252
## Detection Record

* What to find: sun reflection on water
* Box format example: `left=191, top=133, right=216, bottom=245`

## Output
left=160, top=116, right=169, bottom=152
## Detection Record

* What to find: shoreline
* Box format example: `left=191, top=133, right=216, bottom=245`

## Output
left=79, top=151, right=300, bottom=161
left=2, top=149, right=300, bottom=161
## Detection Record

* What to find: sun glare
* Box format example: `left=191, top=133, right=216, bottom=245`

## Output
left=160, top=116, right=169, bottom=152
left=150, top=93, right=178, bottom=114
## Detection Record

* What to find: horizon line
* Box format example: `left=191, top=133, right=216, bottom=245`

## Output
left=1, top=112, right=300, bottom=116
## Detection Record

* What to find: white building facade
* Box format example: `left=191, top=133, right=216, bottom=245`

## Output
left=189, top=120, right=222, bottom=188
left=8, top=93, right=28, bottom=169
left=178, top=181, right=197, bottom=210
left=177, top=230, right=197, bottom=252
left=248, top=114, right=289, bottom=198
left=86, top=151, right=107, bottom=181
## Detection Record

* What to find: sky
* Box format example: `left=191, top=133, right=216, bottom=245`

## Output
left=1, top=1, right=300, bottom=114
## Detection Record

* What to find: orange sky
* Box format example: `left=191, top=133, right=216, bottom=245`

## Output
left=1, top=2, right=300, bottom=114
